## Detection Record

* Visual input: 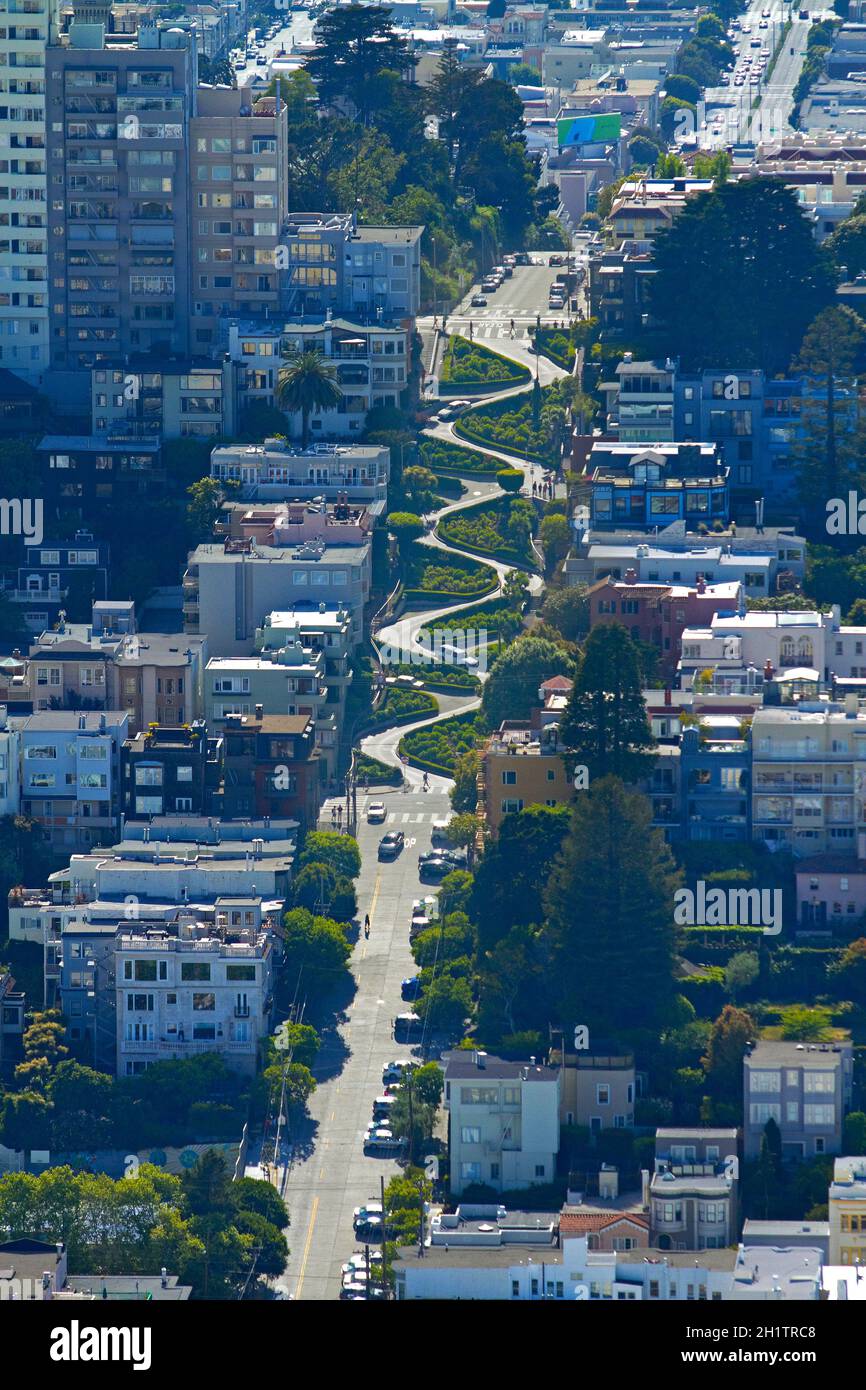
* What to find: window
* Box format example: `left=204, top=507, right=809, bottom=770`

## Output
left=193, top=992, right=215, bottom=1011
left=535, top=1164, right=545, bottom=1178
left=226, top=964, right=255, bottom=981
left=502, top=770, right=516, bottom=785
left=749, top=1070, right=781, bottom=1093
left=460, top=1126, right=481, bottom=1144
left=181, top=962, right=211, bottom=981
left=804, top=1072, right=834, bottom=1093
left=596, top=1084, right=610, bottom=1105
left=804, top=1104, right=835, bottom=1126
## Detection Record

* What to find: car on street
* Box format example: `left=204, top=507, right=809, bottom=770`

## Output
left=373, top=1093, right=398, bottom=1120
left=470, top=294, right=487, bottom=307
left=366, top=801, right=387, bottom=824
left=394, top=1011, right=420, bottom=1042
left=340, top=1280, right=367, bottom=1299
left=402, top=974, right=422, bottom=1000
left=549, top=254, right=564, bottom=267
left=419, top=856, right=451, bottom=883
left=378, top=830, right=405, bottom=860
left=364, top=1125, right=404, bottom=1154
left=383, top=1059, right=415, bottom=1084
left=354, top=1200, right=383, bottom=1223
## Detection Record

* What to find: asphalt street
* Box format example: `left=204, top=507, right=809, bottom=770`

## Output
left=274, top=786, right=451, bottom=1301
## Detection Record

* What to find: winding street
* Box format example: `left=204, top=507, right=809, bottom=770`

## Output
left=274, top=336, right=561, bottom=1300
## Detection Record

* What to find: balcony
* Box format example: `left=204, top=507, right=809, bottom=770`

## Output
left=119, top=1038, right=255, bottom=1054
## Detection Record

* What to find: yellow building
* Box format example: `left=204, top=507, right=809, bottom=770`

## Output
left=829, top=1157, right=866, bottom=1265
left=479, top=721, right=574, bottom=834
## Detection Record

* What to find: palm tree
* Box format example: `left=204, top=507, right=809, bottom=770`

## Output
left=276, top=349, right=342, bottom=447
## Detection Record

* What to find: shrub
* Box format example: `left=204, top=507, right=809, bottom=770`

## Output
left=368, top=686, right=438, bottom=728
left=400, top=711, right=489, bottom=773
left=453, top=383, right=569, bottom=466
left=355, top=752, right=404, bottom=787
left=440, top=335, right=529, bottom=388
left=437, top=497, right=534, bottom=563
left=419, top=437, right=504, bottom=476
left=404, top=542, right=498, bottom=599
left=496, top=468, right=524, bottom=494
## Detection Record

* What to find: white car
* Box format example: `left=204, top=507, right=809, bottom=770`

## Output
left=383, top=1059, right=413, bottom=1085
left=366, top=801, right=387, bottom=824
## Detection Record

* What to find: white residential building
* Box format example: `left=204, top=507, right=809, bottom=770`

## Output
left=444, top=1051, right=561, bottom=1196
left=114, top=914, right=276, bottom=1077
left=0, top=0, right=56, bottom=383
left=829, top=1156, right=866, bottom=1266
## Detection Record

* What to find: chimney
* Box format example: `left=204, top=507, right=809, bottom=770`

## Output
left=161, top=1267, right=168, bottom=1288
left=255, top=703, right=264, bottom=720
left=763, top=659, right=774, bottom=682
left=42, top=1270, right=52, bottom=1298
left=695, top=574, right=706, bottom=595
left=846, top=692, right=858, bottom=719
left=641, top=1168, right=650, bottom=1208
left=475, top=1050, right=487, bottom=1069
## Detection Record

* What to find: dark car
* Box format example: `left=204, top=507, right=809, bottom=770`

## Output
left=419, top=856, right=451, bottom=883
left=378, top=830, right=405, bottom=860
left=402, top=975, right=422, bottom=1001
left=394, top=1011, right=420, bottom=1042
left=419, top=848, right=466, bottom=870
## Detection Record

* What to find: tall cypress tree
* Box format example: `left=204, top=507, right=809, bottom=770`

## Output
left=558, top=623, right=655, bottom=783
left=541, top=776, right=680, bottom=1035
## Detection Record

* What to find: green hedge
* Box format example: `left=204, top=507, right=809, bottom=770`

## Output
left=355, top=752, right=403, bottom=786
left=404, top=543, right=499, bottom=601
left=440, top=335, right=530, bottom=389
left=383, top=662, right=481, bottom=694
left=399, top=710, right=489, bottom=773
left=454, top=387, right=560, bottom=466
left=419, top=437, right=505, bottom=476
left=366, top=686, right=438, bottom=729
left=437, top=497, right=534, bottom=566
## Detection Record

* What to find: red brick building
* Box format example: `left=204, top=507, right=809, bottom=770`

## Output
left=587, top=573, right=742, bottom=678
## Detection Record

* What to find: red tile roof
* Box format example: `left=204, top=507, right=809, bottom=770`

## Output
left=559, top=1210, right=649, bottom=1236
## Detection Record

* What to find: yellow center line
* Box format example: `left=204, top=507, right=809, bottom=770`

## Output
left=294, top=1195, right=319, bottom=1300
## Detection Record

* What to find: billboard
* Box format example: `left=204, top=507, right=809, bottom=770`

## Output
left=557, top=113, right=622, bottom=148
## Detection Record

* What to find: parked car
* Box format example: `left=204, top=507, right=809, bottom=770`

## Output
left=394, top=1011, right=420, bottom=1041
left=366, top=801, right=387, bottom=824
left=419, top=856, right=451, bottom=883
left=383, top=1059, right=415, bottom=1084
left=378, top=830, right=405, bottom=860
left=549, top=254, right=564, bottom=267
left=364, top=1125, right=404, bottom=1154
left=402, top=975, right=422, bottom=1001
left=373, top=1093, right=398, bottom=1120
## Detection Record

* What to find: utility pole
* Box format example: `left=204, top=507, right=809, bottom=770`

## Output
left=418, top=1176, right=426, bottom=1258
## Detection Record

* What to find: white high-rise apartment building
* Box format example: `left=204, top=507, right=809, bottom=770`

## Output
left=0, top=0, right=56, bottom=382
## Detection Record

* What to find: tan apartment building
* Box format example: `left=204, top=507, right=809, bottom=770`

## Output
left=479, top=721, right=573, bottom=833
left=829, top=1156, right=866, bottom=1265
left=189, top=86, right=288, bottom=352
left=549, top=1042, right=636, bottom=1132
left=108, top=632, right=208, bottom=734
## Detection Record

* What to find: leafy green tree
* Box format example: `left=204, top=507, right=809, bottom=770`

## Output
left=232, top=1177, right=289, bottom=1231
left=724, top=950, right=760, bottom=1001
left=471, top=804, right=571, bottom=950
left=701, top=1005, right=755, bottom=1102
left=281, top=908, right=352, bottom=994
left=496, top=468, right=523, bottom=494
left=276, top=350, right=342, bottom=447
left=401, top=465, right=438, bottom=512
left=438, top=868, right=474, bottom=917
left=794, top=305, right=866, bottom=515
left=49, top=1061, right=113, bottom=1150
left=186, top=477, right=225, bottom=542
left=659, top=95, right=695, bottom=141
left=542, top=585, right=589, bottom=642
left=417, top=971, right=473, bottom=1032
left=663, top=73, right=701, bottom=104
left=649, top=179, right=836, bottom=372
left=628, top=133, right=663, bottom=166
left=540, top=514, right=570, bottom=570
left=559, top=624, right=655, bottom=783
left=232, top=1209, right=288, bottom=1278
left=304, top=5, right=413, bottom=121
left=450, top=748, right=480, bottom=813
left=542, top=777, right=681, bottom=1034
left=299, top=830, right=361, bottom=879
left=844, top=1111, right=866, bottom=1154
left=481, top=635, right=575, bottom=727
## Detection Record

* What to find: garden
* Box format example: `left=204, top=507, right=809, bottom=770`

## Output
left=399, top=711, right=490, bottom=775
left=532, top=318, right=599, bottom=371
left=367, top=685, right=439, bottom=729
left=403, top=542, right=499, bottom=603
left=354, top=752, right=404, bottom=787
left=382, top=661, right=481, bottom=694
left=454, top=380, right=572, bottom=466
left=437, top=496, right=536, bottom=565
left=439, top=335, right=529, bottom=391
left=419, top=437, right=506, bottom=477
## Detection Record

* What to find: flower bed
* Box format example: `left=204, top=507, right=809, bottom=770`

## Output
left=399, top=711, right=489, bottom=773
left=403, top=543, right=499, bottom=603
left=437, top=498, right=534, bottom=565
left=383, top=662, right=481, bottom=694
left=453, top=387, right=561, bottom=466
left=440, top=335, right=529, bottom=391
left=366, top=686, right=438, bottom=729
left=419, top=437, right=504, bottom=476
left=354, top=752, right=404, bottom=786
